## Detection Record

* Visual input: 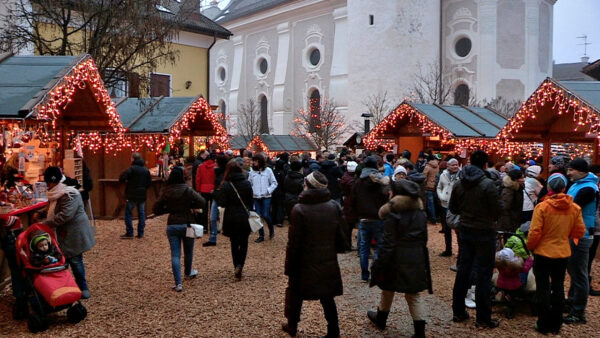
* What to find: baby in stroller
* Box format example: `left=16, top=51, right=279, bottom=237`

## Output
left=29, top=230, right=62, bottom=267
left=493, top=223, right=536, bottom=318
left=16, top=223, right=87, bottom=333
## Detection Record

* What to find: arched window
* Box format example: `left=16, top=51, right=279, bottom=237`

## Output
left=260, top=95, right=269, bottom=134
left=454, top=84, right=470, bottom=106
left=219, top=100, right=227, bottom=129
left=309, top=89, right=321, bottom=132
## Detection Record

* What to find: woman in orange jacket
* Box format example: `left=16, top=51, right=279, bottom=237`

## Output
left=527, top=173, right=586, bottom=334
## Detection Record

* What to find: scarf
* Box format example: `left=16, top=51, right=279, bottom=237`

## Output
left=46, top=183, right=79, bottom=220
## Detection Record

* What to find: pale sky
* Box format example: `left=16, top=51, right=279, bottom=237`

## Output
left=553, top=0, right=599, bottom=63
left=205, top=0, right=598, bottom=64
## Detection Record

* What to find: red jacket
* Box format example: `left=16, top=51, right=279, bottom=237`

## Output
left=195, top=160, right=216, bottom=193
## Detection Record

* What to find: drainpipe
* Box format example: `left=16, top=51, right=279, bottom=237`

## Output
left=439, top=0, right=443, bottom=103
left=206, top=33, right=217, bottom=102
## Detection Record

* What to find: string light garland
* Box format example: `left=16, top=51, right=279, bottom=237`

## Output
left=247, top=135, right=269, bottom=153
left=33, top=56, right=125, bottom=134
left=168, top=97, right=229, bottom=151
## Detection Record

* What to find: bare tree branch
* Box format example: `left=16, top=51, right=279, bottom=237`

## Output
left=236, top=99, right=261, bottom=137
left=292, top=98, right=348, bottom=151
left=361, top=91, right=394, bottom=127
left=471, top=96, right=522, bottom=119
left=409, top=61, right=456, bottom=104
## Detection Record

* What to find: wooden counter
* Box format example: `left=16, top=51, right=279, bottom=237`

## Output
left=98, top=177, right=164, bottom=219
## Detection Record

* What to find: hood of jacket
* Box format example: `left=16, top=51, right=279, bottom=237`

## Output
left=545, top=193, right=575, bottom=210
left=360, top=167, right=380, bottom=179
left=201, top=159, right=215, bottom=171
left=459, top=165, right=486, bottom=186
left=133, top=158, right=145, bottom=167
left=503, top=175, right=520, bottom=191
left=298, top=188, right=331, bottom=204
left=407, top=170, right=425, bottom=184
left=378, top=195, right=423, bottom=219
left=320, top=160, right=337, bottom=170
left=487, top=168, right=501, bottom=181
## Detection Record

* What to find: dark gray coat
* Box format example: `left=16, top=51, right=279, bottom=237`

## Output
left=370, top=195, right=429, bottom=293
left=45, top=189, right=95, bottom=258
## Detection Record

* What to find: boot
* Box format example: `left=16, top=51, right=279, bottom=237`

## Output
left=281, top=323, right=297, bottom=337
left=367, top=308, right=389, bottom=330
left=412, top=320, right=426, bottom=338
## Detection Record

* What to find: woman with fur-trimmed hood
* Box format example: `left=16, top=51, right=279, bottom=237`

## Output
left=367, top=179, right=431, bottom=338
left=499, top=169, right=525, bottom=232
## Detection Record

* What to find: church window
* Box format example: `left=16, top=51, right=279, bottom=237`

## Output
left=309, top=48, right=321, bottom=66
left=455, top=37, right=472, bottom=58
left=259, top=58, right=268, bottom=74
left=218, top=67, right=226, bottom=82
left=260, top=95, right=269, bottom=134
left=369, top=15, right=374, bottom=26
left=454, top=84, right=470, bottom=106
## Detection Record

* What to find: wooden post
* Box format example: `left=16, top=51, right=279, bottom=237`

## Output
left=188, top=135, right=194, bottom=158
left=59, top=126, right=66, bottom=167
left=542, top=134, right=551, bottom=179
left=594, top=139, right=599, bottom=165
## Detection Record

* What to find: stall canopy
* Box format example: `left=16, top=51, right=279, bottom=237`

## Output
left=498, top=77, right=600, bottom=165
left=111, top=95, right=229, bottom=152
left=243, top=135, right=317, bottom=154
left=364, top=101, right=507, bottom=154
left=230, top=135, right=253, bottom=150
left=0, top=53, right=123, bottom=132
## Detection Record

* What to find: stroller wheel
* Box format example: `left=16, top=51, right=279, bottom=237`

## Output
left=67, top=303, right=87, bottom=324
left=27, top=313, right=48, bottom=333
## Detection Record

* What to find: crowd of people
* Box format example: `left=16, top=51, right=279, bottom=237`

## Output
left=6, top=146, right=598, bottom=337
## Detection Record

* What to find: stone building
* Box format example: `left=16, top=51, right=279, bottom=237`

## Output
left=207, top=0, right=556, bottom=136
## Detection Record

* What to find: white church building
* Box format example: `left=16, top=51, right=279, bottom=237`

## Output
left=206, top=0, right=556, bottom=136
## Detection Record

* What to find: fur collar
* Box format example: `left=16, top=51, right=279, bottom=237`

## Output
left=503, top=175, right=520, bottom=191
left=378, top=195, right=423, bottom=219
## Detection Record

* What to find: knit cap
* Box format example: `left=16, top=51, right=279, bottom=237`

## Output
left=568, top=158, right=589, bottom=173
left=392, top=166, right=407, bottom=181
left=30, top=231, right=51, bottom=251
left=547, top=173, right=568, bottom=193
left=346, top=161, right=358, bottom=173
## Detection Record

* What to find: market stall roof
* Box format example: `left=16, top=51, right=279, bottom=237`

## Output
left=498, top=77, right=600, bottom=143
left=230, top=135, right=252, bottom=149
left=364, top=101, right=507, bottom=149
left=0, top=53, right=123, bottom=132
left=582, top=59, right=600, bottom=81
left=245, top=134, right=317, bottom=153
left=114, top=95, right=229, bottom=149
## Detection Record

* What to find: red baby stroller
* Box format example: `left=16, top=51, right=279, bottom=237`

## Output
left=16, top=223, right=87, bottom=333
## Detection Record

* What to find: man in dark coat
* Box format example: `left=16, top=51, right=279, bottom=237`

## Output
left=272, top=153, right=290, bottom=227
left=119, top=153, right=152, bottom=239
left=283, top=161, right=304, bottom=218
left=282, top=171, right=347, bottom=338
left=340, top=161, right=358, bottom=250
left=368, top=179, right=430, bottom=337
left=449, top=150, right=502, bottom=328
left=319, top=154, right=344, bottom=203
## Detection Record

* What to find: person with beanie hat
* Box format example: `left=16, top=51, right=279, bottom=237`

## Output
left=527, top=173, right=586, bottom=333
left=366, top=179, right=430, bottom=337
left=522, top=165, right=543, bottom=223
left=282, top=171, right=347, bottom=338
left=392, top=166, right=407, bottom=181
left=43, top=166, right=95, bottom=299
left=29, top=230, right=62, bottom=267
left=340, top=161, right=359, bottom=249
left=563, top=158, right=599, bottom=324
left=436, top=158, right=461, bottom=256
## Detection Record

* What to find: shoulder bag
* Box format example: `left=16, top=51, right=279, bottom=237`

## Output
left=230, top=182, right=263, bottom=233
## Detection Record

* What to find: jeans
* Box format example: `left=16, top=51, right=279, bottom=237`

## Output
left=440, top=207, right=452, bottom=253
left=67, top=254, right=89, bottom=292
left=230, top=231, right=249, bottom=268
left=255, top=198, right=273, bottom=238
left=534, top=255, right=568, bottom=333
left=209, top=200, right=219, bottom=243
left=452, top=229, right=496, bottom=323
left=358, top=220, right=384, bottom=281
left=200, top=193, right=213, bottom=229
left=285, top=279, right=339, bottom=335
left=567, top=237, right=593, bottom=316
left=425, top=190, right=436, bottom=222
left=124, top=200, right=146, bottom=236
left=166, top=224, right=195, bottom=285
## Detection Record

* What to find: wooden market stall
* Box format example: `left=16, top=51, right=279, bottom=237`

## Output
left=88, top=95, right=228, bottom=218
left=364, top=101, right=507, bottom=159
left=0, top=53, right=124, bottom=287
left=497, top=78, right=600, bottom=171
left=343, top=132, right=365, bottom=152
left=245, top=135, right=317, bottom=157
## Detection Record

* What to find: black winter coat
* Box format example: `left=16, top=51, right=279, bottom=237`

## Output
left=119, top=159, right=152, bottom=202
left=285, top=188, right=347, bottom=300
left=448, top=165, right=501, bottom=233
left=283, top=171, right=304, bottom=217
left=350, top=168, right=389, bottom=220
left=152, top=184, right=205, bottom=225
left=319, top=160, right=343, bottom=200
left=370, top=195, right=429, bottom=293
left=214, top=172, right=253, bottom=238
left=499, top=175, right=524, bottom=232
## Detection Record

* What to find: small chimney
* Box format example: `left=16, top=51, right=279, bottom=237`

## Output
left=582, top=56, right=590, bottom=64
left=361, top=113, right=374, bottom=134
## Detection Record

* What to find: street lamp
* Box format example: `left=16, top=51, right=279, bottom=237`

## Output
left=361, top=113, right=374, bottom=134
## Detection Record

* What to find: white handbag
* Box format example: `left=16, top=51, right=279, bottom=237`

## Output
left=230, top=182, right=263, bottom=233
left=186, top=224, right=204, bottom=238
